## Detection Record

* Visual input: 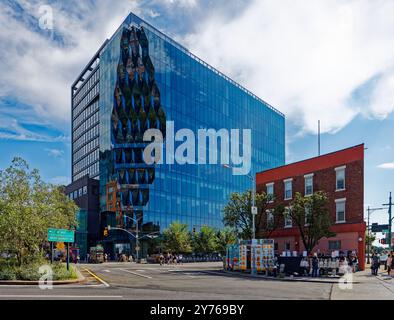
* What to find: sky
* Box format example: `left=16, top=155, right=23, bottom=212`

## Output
left=0, top=0, right=393, bottom=238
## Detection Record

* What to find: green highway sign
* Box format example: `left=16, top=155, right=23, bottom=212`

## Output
left=47, top=228, right=74, bottom=243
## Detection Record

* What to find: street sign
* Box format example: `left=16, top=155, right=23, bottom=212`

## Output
left=371, top=224, right=389, bottom=233
left=56, top=242, right=65, bottom=251
left=251, top=206, right=257, bottom=215
left=47, top=228, right=74, bottom=243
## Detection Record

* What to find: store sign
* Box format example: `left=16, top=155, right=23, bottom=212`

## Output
left=47, top=228, right=74, bottom=243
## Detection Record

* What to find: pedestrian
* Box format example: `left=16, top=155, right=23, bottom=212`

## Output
left=178, top=253, right=183, bottom=265
left=311, top=253, right=319, bottom=277
left=372, top=253, right=380, bottom=276
left=173, top=254, right=178, bottom=265
left=387, top=254, right=392, bottom=276
left=159, top=253, right=164, bottom=266
left=77, top=254, right=80, bottom=264
left=104, top=253, right=108, bottom=262
left=390, top=251, right=394, bottom=276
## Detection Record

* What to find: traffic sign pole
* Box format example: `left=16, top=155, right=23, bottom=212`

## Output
left=383, top=192, right=393, bottom=250
left=51, top=242, right=53, bottom=264
left=66, top=242, right=70, bottom=271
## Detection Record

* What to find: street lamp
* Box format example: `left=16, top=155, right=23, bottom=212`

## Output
left=366, top=206, right=384, bottom=264
left=123, top=215, right=141, bottom=262
left=223, top=164, right=257, bottom=276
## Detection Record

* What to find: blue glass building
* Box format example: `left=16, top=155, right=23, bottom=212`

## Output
left=71, top=12, right=285, bottom=257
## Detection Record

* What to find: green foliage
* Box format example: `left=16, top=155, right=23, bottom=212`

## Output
left=215, top=228, right=237, bottom=255
left=365, top=232, right=376, bottom=247
left=0, top=260, right=77, bottom=281
left=289, top=191, right=335, bottom=254
left=162, top=221, right=192, bottom=254
left=0, top=158, right=78, bottom=266
left=222, top=190, right=284, bottom=239
left=192, top=225, right=218, bottom=254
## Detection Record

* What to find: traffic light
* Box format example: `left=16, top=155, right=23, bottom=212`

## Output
left=103, top=227, right=109, bottom=237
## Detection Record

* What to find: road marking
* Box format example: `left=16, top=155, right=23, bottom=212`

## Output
left=103, top=270, right=111, bottom=273
left=83, top=268, right=110, bottom=287
left=0, top=295, right=122, bottom=299
left=118, top=268, right=152, bottom=279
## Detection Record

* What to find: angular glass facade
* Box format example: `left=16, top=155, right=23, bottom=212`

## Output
left=98, top=12, right=285, bottom=240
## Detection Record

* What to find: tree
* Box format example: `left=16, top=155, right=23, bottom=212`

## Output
left=162, top=221, right=192, bottom=254
left=365, top=231, right=376, bottom=252
left=222, top=190, right=284, bottom=240
left=215, top=228, right=237, bottom=256
left=0, top=158, right=78, bottom=266
left=192, top=225, right=217, bottom=255
left=288, top=191, right=335, bottom=254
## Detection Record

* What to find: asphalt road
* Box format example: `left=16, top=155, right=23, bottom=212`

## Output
left=0, top=262, right=393, bottom=300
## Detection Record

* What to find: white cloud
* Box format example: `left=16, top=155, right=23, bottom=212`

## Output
left=182, top=0, right=394, bottom=134
left=160, top=0, right=198, bottom=8
left=0, top=116, right=67, bottom=142
left=2, top=0, right=394, bottom=138
left=377, top=163, right=394, bottom=170
left=45, top=148, right=64, bottom=158
left=0, top=0, right=143, bottom=127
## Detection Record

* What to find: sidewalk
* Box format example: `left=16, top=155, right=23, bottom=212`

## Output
left=222, top=269, right=358, bottom=284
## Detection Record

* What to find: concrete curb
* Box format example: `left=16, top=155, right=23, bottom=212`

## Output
left=222, top=270, right=359, bottom=284
left=0, top=265, right=86, bottom=286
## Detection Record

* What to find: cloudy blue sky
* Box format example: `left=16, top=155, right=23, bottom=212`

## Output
left=0, top=0, right=393, bottom=230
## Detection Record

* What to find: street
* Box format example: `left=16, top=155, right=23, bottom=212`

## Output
left=0, top=262, right=393, bottom=300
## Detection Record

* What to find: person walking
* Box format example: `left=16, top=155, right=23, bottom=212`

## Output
left=178, top=253, right=183, bottom=265
left=390, top=251, right=394, bottom=276
left=387, top=254, right=392, bottom=276
left=371, top=253, right=380, bottom=276
left=311, top=254, right=319, bottom=277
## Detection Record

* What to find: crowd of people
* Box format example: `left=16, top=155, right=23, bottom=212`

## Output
left=158, top=253, right=184, bottom=266
left=371, top=251, right=394, bottom=276
left=297, top=252, right=358, bottom=277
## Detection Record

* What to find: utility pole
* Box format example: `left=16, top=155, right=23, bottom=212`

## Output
left=366, top=206, right=384, bottom=264
left=318, top=120, right=321, bottom=156
left=383, top=192, right=393, bottom=250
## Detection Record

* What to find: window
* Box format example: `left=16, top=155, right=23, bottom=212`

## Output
left=83, top=186, right=87, bottom=195
left=266, top=183, right=274, bottom=202
left=329, top=240, right=341, bottom=250
left=335, top=198, right=346, bottom=223
left=69, top=193, right=73, bottom=200
left=285, top=242, right=291, bottom=251
left=284, top=207, right=292, bottom=228
left=335, top=166, right=346, bottom=191
left=304, top=174, right=313, bottom=196
left=266, top=210, right=274, bottom=228
left=73, top=190, right=78, bottom=199
left=78, top=188, right=83, bottom=197
left=284, top=179, right=293, bottom=200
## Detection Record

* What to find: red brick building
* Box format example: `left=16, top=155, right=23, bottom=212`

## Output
left=256, top=144, right=366, bottom=270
